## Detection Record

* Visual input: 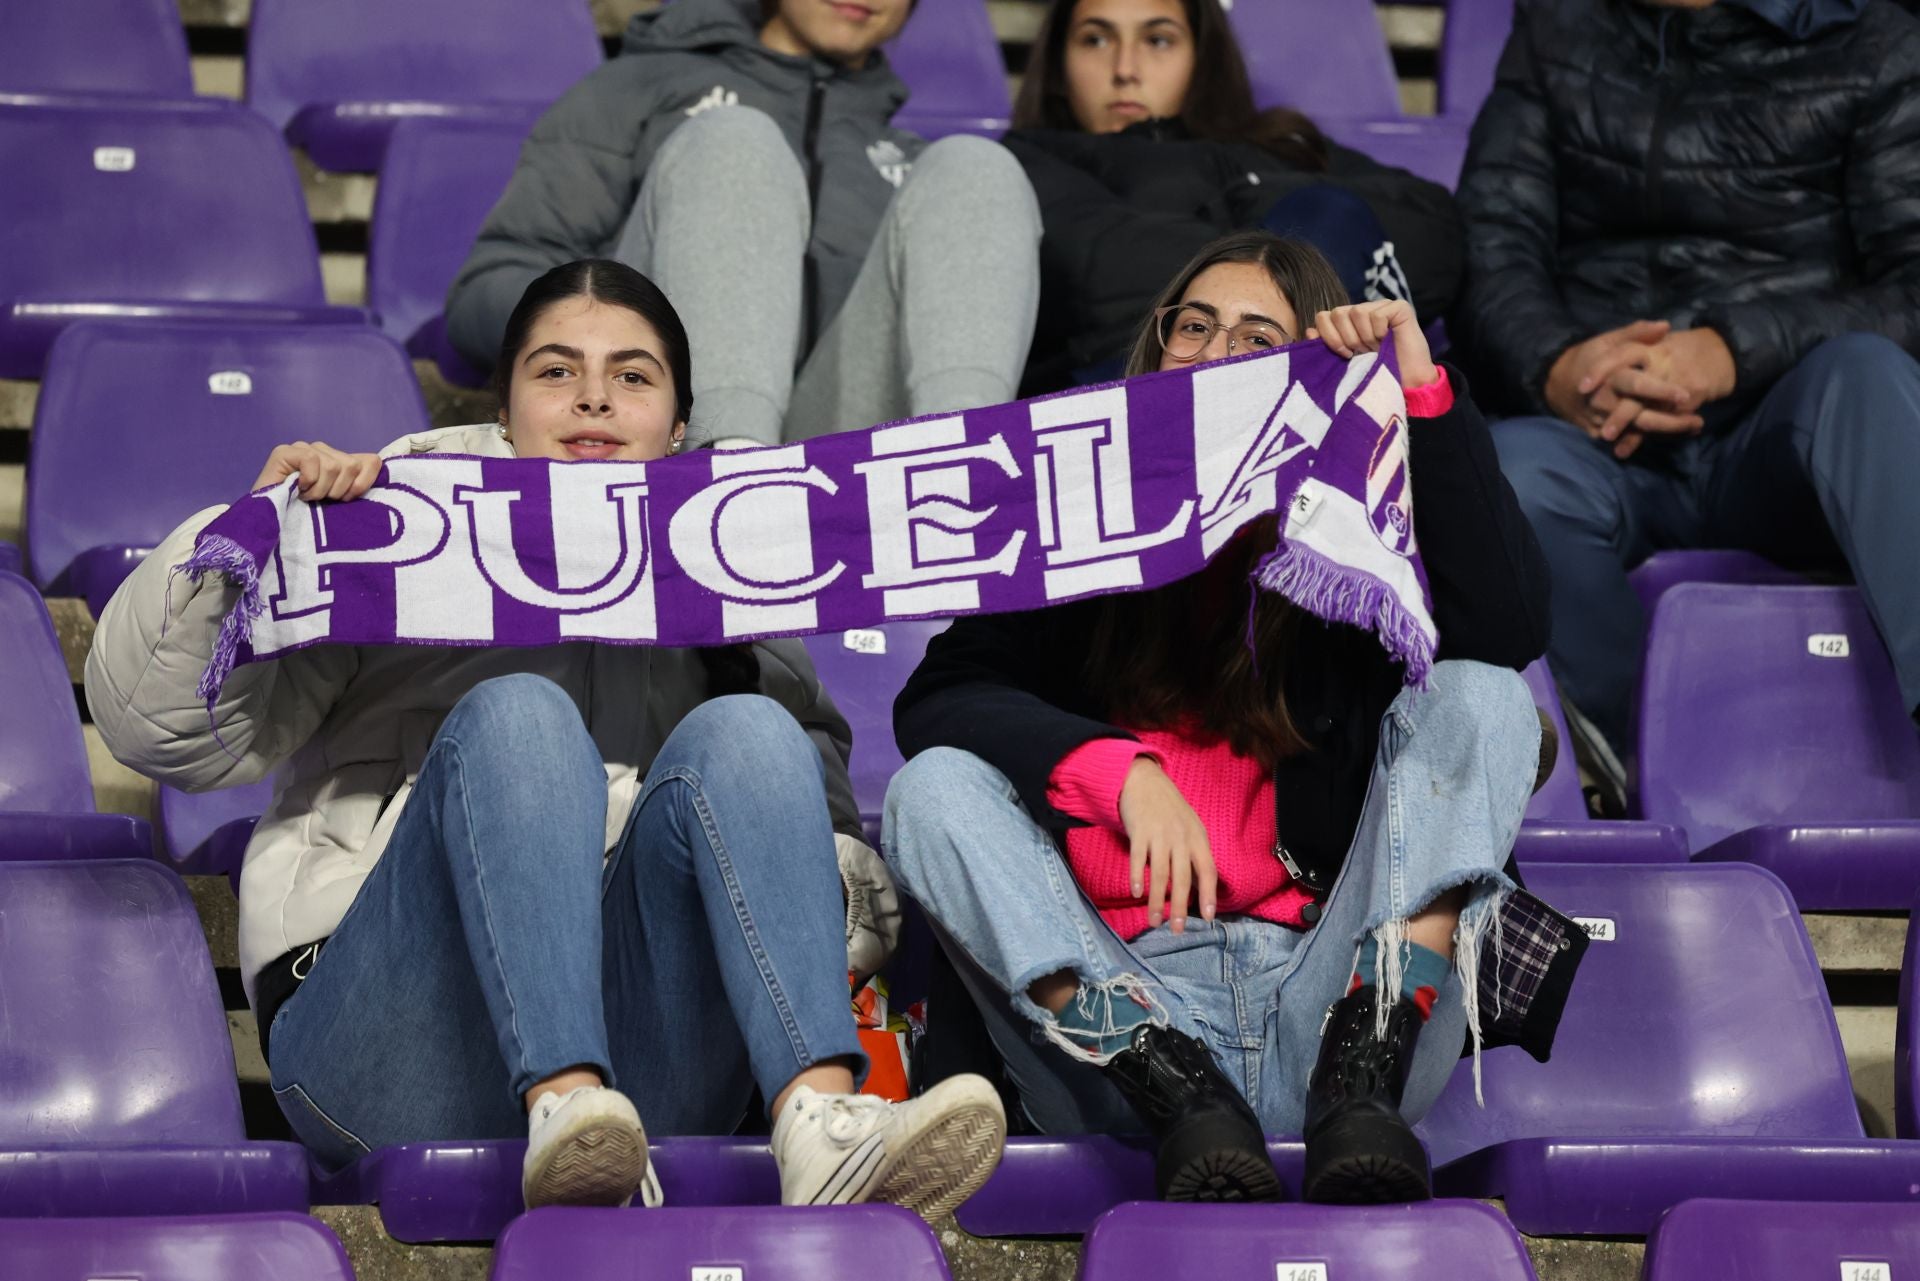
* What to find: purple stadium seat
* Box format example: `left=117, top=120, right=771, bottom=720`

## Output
left=887, top=0, right=1011, bottom=140
left=157, top=780, right=272, bottom=881
left=27, top=320, right=430, bottom=615
left=0, top=0, right=192, bottom=102
left=1637, top=585, right=1920, bottom=909
left=1227, top=0, right=1401, bottom=119
left=801, top=621, right=948, bottom=842
left=368, top=113, right=535, bottom=387
left=1644, top=1199, right=1920, bottom=1281
left=0, top=1213, right=355, bottom=1280
left=1437, top=0, right=1514, bottom=120
left=1900, top=908, right=1919, bottom=1139
left=1627, top=548, right=1805, bottom=620
left=0, top=544, right=17, bottom=577
left=1318, top=116, right=1471, bottom=189
left=312, top=1136, right=781, bottom=1243
left=1079, top=1200, right=1538, bottom=1281
left=245, top=0, right=602, bottom=173
left=1511, top=660, right=1688, bottom=864
left=492, top=1205, right=950, bottom=1281
left=0, top=98, right=362, bottom=379
left=0, top=860, right=308, bottom=1217
left=1420, top=861, right=1920, bottom=1236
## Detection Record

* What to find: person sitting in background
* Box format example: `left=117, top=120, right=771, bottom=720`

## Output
left=86, top=258, right=1005, bottom=1217
left=1002, top=0, right=1465, bottom=394
left=1454, top=0, right=1920, bottom=768
left=447, top=0, right=1040, bottom=448
left=884, top=231, right=1579, bottom=1207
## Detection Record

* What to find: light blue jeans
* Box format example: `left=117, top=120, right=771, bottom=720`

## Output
left=267, top=676, right=863, bottom=1168
left=882, top=660, right=1536, bottom=1137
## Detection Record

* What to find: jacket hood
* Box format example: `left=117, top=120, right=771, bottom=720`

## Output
left=1716, top=0, right=1869, bottom=38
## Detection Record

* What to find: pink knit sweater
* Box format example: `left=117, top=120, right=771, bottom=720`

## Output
left=1044, top=371, right=1453, bottom=941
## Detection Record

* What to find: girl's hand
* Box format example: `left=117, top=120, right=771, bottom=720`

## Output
left=1117, top=757, right=1217, bottom=933
left=252, top=442, right=384, bottom=502
left=1307, top=300, right=1438, bottom=391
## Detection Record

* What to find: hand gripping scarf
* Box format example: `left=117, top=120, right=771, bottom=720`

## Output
left=180, top=338, right=1434, bottom=712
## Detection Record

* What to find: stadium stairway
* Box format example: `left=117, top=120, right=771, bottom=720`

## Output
left=3, top=4, right=1911, bottom=1281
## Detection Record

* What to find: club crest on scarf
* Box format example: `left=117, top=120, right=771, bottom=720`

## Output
left=180, top=338, right=1439, bottom=718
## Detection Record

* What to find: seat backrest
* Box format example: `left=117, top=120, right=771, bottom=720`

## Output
left=887, top=0, right=1011, bottom=137
left=0, top=1213, right=355, bottom=1280
left=1437, top=0, right=1515, bottom=119
left=0, top=99, right=325, bottom=308
left=27, top=321, right=430, bottom=593
left=0, top=571, right=94, bottom=814
left=1080, top=1200, right=1538, bottom=1281
left=1315, top=116, right=1470, bottom=189
left=1226, top=0, right=1401, bottom=119
left=0, top=860, right=245, bottom=1144
left=800, top=622, right=949, bottom=822
left=0, top=0, right=193, bottom=100
left=367, top=114, right=535, bottom=351
left=1522, top=660, right=1584, bottom=821
left=246, top=0, right=602, bottom=130
left=1626, top=548, right=1804, bottom=622
left=157, top=779, right=275, bottom=875
left=1416, top=862, right=1862, bottom=1166
left=491, top=1204, right=951, bottom=1281
left=1637, top=585, right=1920, bottom=848
left=1644, top=1198, right=1920, bottom=1281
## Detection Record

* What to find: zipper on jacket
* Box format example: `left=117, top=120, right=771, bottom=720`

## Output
left=800, top=74, right=827, bottom=355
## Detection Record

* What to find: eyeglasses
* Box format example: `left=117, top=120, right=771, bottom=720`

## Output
left=1153, top=305, right=1289, bottom=362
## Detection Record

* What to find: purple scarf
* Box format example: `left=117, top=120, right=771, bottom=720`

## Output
left=181, top=339, right=1434, bottom=711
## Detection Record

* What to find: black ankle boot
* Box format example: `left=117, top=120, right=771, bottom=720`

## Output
left=1301, top=984, right=1432, bottom=1204
left=1103, top=1024, right=1282, bottom=1202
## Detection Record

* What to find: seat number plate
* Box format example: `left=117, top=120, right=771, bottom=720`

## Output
left=1841, top=1264, right=1891, bottom=1281
left=842, top=628, right=887, bottom=655
left=209, top=371, right=253, bottom=396
left=1276, top=1265, right=1329, bottom=1281
left=1809, top=634, right=1851, bottom=658
left=1573, top=916, right=1616, bottom=942
left=92, top=146, right=136, bottom=171
left=692, top=1269, right=744, bottom=1281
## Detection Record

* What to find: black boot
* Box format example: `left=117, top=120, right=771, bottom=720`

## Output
left=1301, top=984, right=1432, bottom=1204
left=1103, top=1024, right=1282, bottom=1202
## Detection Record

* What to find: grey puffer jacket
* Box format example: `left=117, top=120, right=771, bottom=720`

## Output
left=1453, top=0, right=1920, bottom=418
left=445, top=0, right=927, bottom=373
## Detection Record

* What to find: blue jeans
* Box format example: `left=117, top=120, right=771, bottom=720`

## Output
left=1495, top=333, right=1920, bottom=751
left=881, top=660, right=1535, bottom=1137
left=267, top=676, right=864, bottom=1168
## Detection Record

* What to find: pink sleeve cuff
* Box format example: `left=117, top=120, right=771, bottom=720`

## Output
left=1047, top=738, right=1159, bottom=831
left=1402, top=366, right=1454, bottom=419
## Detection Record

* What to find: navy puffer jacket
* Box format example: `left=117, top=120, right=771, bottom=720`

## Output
left=1453, top=0, right=1920, bottom=418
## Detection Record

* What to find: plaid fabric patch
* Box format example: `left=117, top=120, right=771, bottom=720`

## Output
left=1478, top=888, right=1567, bottom=1031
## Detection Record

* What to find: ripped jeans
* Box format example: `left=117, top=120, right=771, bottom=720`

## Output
left=881, top=660, right=1537, bottom=1136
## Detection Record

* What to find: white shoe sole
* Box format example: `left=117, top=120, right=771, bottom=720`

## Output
left=522, top=1109, right=649, bottom=1209
left=870, top=1076, right=1007, bottom=1221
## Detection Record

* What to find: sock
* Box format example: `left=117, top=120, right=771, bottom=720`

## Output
left=1348, top=936, right=1450, bottom=1022
left=1053, top=984, right=1154, bottom=1059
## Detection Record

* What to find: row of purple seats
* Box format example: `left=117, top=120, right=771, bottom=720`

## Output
left=0, top=571, right=151, bottom=860
left=1647, top=1199, right=1920, bottom=1280
left=0, top=97, right=363, bottom=380
left=25, top=319, right=427, bottom=615
left=0, top=0, right=192, bottom=102
left=0, top=1214, right=355, bottom=1281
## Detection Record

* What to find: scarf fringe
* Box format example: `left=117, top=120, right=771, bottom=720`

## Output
left=1254, top=541, right=1436, bottom=686
left=175, top=534, right=265, bottom=756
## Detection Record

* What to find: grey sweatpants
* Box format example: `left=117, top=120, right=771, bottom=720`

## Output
left=615, top=106, right=1041, bottom=447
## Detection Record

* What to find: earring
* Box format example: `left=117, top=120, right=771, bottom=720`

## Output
left=670, top=435, right=685, bottom=454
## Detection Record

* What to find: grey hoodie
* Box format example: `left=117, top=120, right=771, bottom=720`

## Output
left=444, top=0, right=927, bottom=372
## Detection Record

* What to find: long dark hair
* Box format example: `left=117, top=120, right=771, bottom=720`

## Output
left=492, top=258, right=694, bottom=428
left=1087, top=231, right=1350, bottom=768
left=495, top=259, right=759, bottom=698
left=1012, top=0, right=1328, bottom=172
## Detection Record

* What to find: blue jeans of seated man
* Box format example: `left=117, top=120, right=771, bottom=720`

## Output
left=266, top=676, right=864, bottom=1170
left=1495, top=333, right=1920, bottom=753
left=881, top=659, right=1535, bottom=1137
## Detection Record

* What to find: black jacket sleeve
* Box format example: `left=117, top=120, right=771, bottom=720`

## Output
left=1411, top=368, right=1552, bottom=669
left=1451, top=6, right=1590, bottom=416
left=1696, top=41, right=1920, bottom=393
left=893, top=606, right=1128, bottom=832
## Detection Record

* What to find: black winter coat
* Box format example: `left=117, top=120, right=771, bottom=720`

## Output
left=894, top=373, right=1584, bottom=1057
left=1454, top=0, right=1920, bottom=418
left=1008, top=122, right=1467, bottom=395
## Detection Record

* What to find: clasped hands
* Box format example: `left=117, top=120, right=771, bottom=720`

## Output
left=1544, top=320, right=1737, bottom=459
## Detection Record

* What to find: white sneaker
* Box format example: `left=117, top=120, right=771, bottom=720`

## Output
left=522, top=1085, right=650, bottom=1209
left=770, top=1075, right=1007, bottom=1219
